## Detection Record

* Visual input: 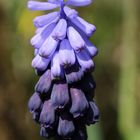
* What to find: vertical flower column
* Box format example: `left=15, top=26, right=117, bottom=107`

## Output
left=27, top=0, right=99, bottom=139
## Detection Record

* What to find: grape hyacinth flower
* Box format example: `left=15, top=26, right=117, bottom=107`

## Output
left=27, top=0, right=99, bottom=139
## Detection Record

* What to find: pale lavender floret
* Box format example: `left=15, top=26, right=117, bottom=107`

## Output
left=66, top=0, right=92, bottom=7
left=39, top=36, right=59, bottom=58
left=76, top=49, right=94, bottom=71
left=64, top=6, right=78, bottom=19
left=70, top=87, right=89, bottom=118
left=59, top=39, right=76, bottom=67
left=31, top=54, right=51, bottom=71
left=51, top=51, right=64, bottom=79
left=33, top=11, right=60, bottom=28
left=51, top=81, right=69, bottom=109
left=27, top=0, right=60, bottom=11
left=39, top=100, right=56, bottom=128
left=69, top=16, right=96, bottom=36
left=67, top=26, right=85, bottom=51
left=52, top=19, right=67, bottom=40
left=31, top=23, right=56, bottom=49
left=58, top=113, right=75, bottom=138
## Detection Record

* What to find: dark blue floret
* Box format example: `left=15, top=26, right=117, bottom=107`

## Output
left=28, top=92, right=42, bottom=113
left=70, top=87, right=89, bottom=118
left=57, top=113, right=75, bottom=138
left=39, top=100, right=56, bottom=128
left=51, top=81, right=69, bottom=109
left=35, top=69, right=52, bottom=95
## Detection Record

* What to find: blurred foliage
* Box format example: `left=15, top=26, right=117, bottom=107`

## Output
left=0, top=0, right=140, bottom=140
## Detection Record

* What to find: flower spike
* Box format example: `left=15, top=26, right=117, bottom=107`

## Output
left=27, top=0, right=99, bottom=139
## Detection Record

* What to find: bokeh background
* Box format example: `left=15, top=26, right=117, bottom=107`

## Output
left=0, top=0, right=140, bottom=140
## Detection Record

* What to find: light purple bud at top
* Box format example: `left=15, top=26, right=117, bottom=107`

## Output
left=33, top=11, right=60, bottom=28
left=51, top=51, right=64, bottom=79
left=52, top=19, right=67, bottom=40
left=66, top=0, right=92, bottom=7
left=83, top=36, right=98, bottom=57
left=70, top=87, right=89, bottom=118
left=39, top=100, right=55, bottom=128
left=39, top=36, right=59, bottom=58
left=58, top=113, right=75, bottom=138
left=70, top=16, right=96, bottom=36
left=27, top=1, right=60, bottom=11
left=85, top=101, right=100, bottom=125
left=28, top=92, right=42, bottom=113
left=51, top=81, right=69, bottom=109
left=64, top=6, right=78, bottom=19
left=76, top=49, right=94, bottom=71
left=67, top=26, right=85, bottom=51
left=31, top=54, right=51, bottom=71
left=59, top=39, right=76, bottom=67
left=31, top=23, right=56, bottom=49
left=35, top=70, right=52, bottom=94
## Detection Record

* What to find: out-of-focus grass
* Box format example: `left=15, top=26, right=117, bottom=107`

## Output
left=118, top=0, right=140, bottom=140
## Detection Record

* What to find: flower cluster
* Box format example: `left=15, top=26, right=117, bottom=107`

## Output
left=27, top=0, right=99, bottom=139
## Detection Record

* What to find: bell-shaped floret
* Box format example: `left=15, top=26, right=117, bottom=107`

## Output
left=31, top=54, right=51, bottom=71
left=51, top=51, right=64, bottom=80
left=33, top=11, right=60, bottom=28
left=52, top=19, right=67, bottom=40
left=69, top=16, right=96, bottom=36
left=65, top=63, right=84, bottom=84
left=85, top=101, right=100, bottom=125
left=28, top=92, right=42, bottom=112
left=67, top=26, right=85, bottom=51
left=57, top=113, right=75, bottom=138
left=51, top=81, right=69, bottom=109
left=31, top=23, right=56, bottom=49
left=76, top=49, right=94, bottom=72
left=39, top=100, right=56, bottom=127
left=70, top=87, right=89, bottom=118
left=59, top=39, right=76, bottom=67
left=35, top=70, right=52, bottom=95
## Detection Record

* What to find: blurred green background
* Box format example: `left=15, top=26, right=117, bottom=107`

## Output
left=0, top=0, right=140, bottom=140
